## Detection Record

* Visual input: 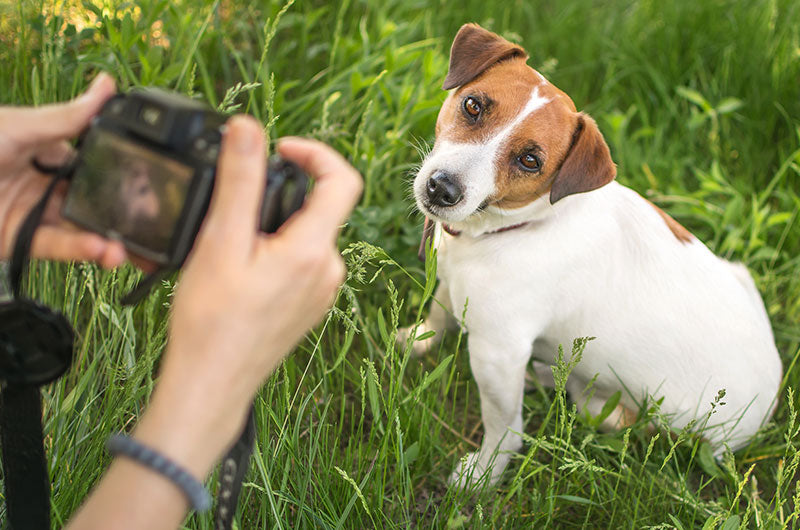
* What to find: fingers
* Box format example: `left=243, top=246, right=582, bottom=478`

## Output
left=30, top=225, right=116, bottom=265
left=7, top=73, right=116, bottom=146
left=33, top=222, right=143, bottom=270
left=99, top=241, right=129, bottom=269
left=276, top=137, right=362, bottom=242
left=33, top=140, right=75, bottom=170
left=199, top=115, right=266, bottom=256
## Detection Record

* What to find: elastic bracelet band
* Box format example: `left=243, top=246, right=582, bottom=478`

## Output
left=106, top=434, right=212, bottom=512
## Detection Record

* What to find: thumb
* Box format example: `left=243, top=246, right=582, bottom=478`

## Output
left=198, top=115, right=267, bottom=257
left=7, top=73, right=116, bottom=145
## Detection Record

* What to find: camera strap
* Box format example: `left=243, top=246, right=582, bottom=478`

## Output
left=215, top=405, right=256, bottom=530
left=121, top=268, right=173, bottom=306
left=0, top=164, right=75, bottom=529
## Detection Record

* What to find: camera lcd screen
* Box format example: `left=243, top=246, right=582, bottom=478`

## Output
left=63, top=130, right=194, bottom=261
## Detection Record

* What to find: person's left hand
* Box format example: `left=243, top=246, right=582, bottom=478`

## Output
left=0, top=73, right=127, bottom=266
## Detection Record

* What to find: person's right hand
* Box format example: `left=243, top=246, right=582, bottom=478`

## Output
left=132, top=116, right=363, bottom=480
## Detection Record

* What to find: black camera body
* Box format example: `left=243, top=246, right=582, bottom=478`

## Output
left=62, top=88, right=307, bottom=267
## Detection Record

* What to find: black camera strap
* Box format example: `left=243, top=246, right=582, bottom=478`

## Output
left=215, top=405, right=256, bottom=530
left=0, top=165, right=74, bottom=529
left=121, top=268, right=173, bottom=306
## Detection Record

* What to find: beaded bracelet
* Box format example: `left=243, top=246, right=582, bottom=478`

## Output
left=106, top=434, right=212, bottom=512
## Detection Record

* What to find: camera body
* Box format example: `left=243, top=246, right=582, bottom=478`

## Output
left=62, top=88, right=306, bottom=267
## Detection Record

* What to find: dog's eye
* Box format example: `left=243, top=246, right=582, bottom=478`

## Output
left=463, top=96, right=482, bottom=119
left=518, top=153, right=541, bottom=172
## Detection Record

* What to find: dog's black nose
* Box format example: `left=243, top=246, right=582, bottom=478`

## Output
left=426, top=171, right=463, bottom=207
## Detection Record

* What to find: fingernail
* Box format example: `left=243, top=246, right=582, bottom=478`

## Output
left=79, top=73, right=109, bottom=101
left=86, top=72, right=108, bottom=92
left=228, top=116, right=259, bottom=154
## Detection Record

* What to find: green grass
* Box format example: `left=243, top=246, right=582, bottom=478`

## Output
left=2, top=0, right=800, bottom=527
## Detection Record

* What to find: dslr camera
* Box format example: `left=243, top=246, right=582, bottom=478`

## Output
left=62, top=88, right=307, bottom=267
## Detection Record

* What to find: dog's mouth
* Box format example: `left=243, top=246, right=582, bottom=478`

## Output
left=419, top=197, right=491, bottom=224
left=413, top=162, right=495, bottom=225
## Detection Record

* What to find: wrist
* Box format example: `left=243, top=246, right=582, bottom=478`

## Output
left=132, top=371, right=251, bottom=480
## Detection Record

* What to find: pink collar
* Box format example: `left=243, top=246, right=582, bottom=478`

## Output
left=418, top=217, right=530, bottom=261
left=441, top=221, right=530, bottom=237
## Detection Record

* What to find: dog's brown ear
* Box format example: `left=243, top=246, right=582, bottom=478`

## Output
left=549, top=113, right=616, bottom=204
left=443, top=24, right=528, bottom=90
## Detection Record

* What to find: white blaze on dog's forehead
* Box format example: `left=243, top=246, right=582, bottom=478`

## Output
left=486, top=86, right=550, bottom=153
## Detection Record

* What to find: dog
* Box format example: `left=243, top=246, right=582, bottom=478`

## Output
left=400, top=23, right=782, bottom=486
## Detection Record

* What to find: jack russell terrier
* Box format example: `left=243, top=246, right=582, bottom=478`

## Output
left=400, top=23, right=782, bottom=486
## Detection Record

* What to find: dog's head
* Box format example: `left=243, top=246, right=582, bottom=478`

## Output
left=414, top=24, right=616, bottom=234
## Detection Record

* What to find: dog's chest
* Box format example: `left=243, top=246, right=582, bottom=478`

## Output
left=436, top=228, right=559, bottom=331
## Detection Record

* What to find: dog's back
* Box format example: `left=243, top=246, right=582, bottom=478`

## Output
left=541, top=183, right=781, bottom=450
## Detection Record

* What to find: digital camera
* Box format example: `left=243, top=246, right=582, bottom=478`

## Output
left=62, top=88, right=307, bottom=267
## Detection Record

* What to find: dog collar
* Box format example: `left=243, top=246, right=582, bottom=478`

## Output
left=417, top=217, right=530, bottom=261
left=441, top=221, right=529, bottom=237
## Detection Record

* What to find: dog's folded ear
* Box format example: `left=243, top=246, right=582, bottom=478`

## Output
left=550, top=113, right=617, bottom=204
left=443, top=24, right=528, bottom=90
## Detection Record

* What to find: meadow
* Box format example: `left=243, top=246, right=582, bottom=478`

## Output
left=1, top=0, right=799, bottom=527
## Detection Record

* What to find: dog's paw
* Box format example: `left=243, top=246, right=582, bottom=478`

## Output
left=448, top=451, right=507, bottom=489
left=449, top=450, right=513, bottom=489
left=448, top=452, right=485, bottom=488
left=396, top=324, right=438, bottom=357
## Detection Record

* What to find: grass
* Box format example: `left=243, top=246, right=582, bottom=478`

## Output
left=1, top=0, right=800, bottom=527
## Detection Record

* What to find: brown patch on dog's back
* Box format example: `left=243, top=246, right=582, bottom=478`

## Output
left=647, top=200, right=694, bottom=244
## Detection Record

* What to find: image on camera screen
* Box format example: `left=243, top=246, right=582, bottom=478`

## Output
left=63, top=130, right=194, bottom=261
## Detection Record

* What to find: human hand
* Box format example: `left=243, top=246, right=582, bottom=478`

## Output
left=0, top=73, right=127, bottom=266
left=134, top=116, right=362, bottom=477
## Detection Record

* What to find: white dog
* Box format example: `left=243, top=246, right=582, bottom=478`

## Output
left=400, top=23, right=782, bottom=486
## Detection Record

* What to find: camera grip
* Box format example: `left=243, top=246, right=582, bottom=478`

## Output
left=260, top=157, right=308, bottom=233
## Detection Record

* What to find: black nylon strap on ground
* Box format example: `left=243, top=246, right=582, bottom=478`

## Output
left=0, top=385, right=51, bottom=529
left=0, top=163, right=72, bottom=529
left=215, top=405, right=256, bottom=530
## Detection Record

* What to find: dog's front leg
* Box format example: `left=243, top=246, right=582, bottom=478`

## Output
left=450, top=333, right=532, bottom=487
left=397, top=280, right=458, bottom=356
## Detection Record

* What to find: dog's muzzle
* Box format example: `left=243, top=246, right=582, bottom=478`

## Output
left=426, top=170, right=463, bottom=207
